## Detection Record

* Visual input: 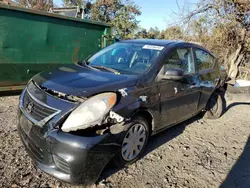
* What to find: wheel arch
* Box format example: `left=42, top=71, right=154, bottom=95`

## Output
left=131, top=108, right=155, bottom=135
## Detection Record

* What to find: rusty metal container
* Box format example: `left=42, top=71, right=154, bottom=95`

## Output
left=0, top=4, right=113, bottom=91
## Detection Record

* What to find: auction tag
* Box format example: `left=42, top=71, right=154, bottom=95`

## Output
left=142, top=45, right=164, bottom=51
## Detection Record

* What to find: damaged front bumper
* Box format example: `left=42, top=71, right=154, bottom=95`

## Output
left=17, top=82, right=127, bottom=185
left=17, top=110, right=120, bottom=185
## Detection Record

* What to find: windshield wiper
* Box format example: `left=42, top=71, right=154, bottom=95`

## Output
left=91, top=65, right=120, bottom=74
left=78, top=61, right=120, bottom=74
left=78, top=60, right=89, bottom=66
left=78, top=60, right=100, bottom=71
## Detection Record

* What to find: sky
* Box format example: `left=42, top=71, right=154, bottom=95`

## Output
left=54, top=0, right=198, bottom=30
left=134, top=0, right=198, bottom=30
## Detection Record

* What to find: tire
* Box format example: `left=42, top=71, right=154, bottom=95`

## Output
left=113, top=116, right=150, bottom=167
left=204, top=91, right=226, bottom=119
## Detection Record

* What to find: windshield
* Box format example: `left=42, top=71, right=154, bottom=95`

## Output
left=85, top=42, right=164, bottom=75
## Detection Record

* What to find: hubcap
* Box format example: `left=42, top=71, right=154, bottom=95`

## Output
left=121, top=123, right=146, bottom=161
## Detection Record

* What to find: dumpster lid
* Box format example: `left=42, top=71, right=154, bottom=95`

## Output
left=0, top=3, right=111, bottom=28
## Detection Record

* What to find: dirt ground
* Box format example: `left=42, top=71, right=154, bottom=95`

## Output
left=0, top=93, right=250, bottom=188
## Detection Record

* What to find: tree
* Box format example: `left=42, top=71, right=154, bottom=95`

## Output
left=0, top=0, right=18, bottom=5
left=147, top=27, right=161, bottom=39
left=180, top=0, right=250, bottom=80
left=14, top=0, right=53, bottom=10
left=161, top=26, right=184, bottom=40
left=133, top=26, right=183, bottom=40
left=134, top=28, right=149, bottom=38
left=62, top=0, right=90, bottom=6
left=90, top=0, right=141, bottom=39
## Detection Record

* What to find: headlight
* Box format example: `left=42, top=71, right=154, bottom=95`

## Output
left=61, top=92, right=117, bottom=132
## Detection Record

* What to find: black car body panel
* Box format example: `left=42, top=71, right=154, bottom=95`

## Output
left=33, top=65, right=138, bottom=97
left=18, top=109, right=119, bottom=185
left=17, top=39, right=226, bottom=185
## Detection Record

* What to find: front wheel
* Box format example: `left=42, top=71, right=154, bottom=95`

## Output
left=204, top=91, right=226, bottom=119
left=113, top=117, right=149, bottom=167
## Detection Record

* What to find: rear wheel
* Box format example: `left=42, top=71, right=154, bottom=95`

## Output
left=204, top=91, right=226, bottom=119
left=114, top=117, right=149, bottom=167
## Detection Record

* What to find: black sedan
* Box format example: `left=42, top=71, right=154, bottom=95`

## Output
left=17, top=39, right=227, bottom=185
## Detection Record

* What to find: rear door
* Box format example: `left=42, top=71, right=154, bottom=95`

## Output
left=193, top=48, right=220, bottom=111
left=158, top=47, right=200, bottom=129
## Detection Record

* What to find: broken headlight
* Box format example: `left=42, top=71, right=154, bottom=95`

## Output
left=61, top=92, right=117, bottom=132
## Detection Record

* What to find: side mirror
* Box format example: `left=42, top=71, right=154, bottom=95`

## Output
left=163, top=68, right=184, bottom=80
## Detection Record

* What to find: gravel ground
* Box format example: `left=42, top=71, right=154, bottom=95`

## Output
left=0, top=93, right=250, bottom=188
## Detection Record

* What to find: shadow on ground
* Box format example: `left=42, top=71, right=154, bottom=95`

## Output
left=0, top=91, right=21, bottom=97
left=220, top=136, right=250, bottom=188
left=226, top=102, right=250, bottom=112
left=220, top=96, right=250, bottom=188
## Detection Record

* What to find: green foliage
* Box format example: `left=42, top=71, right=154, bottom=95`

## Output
left=90, top=0, right=141, bottom=39
left=62, top=0, right=86, bottom=6
left=134, top=28, right=148, bottom=38
left=147, top=27, right=161, bottom=39
left=15, top=0, right=53, bottom=10
left=161, top=26, right=184, bottom=40
left=134, top=27, right=161, bottom=39
left=134, top=26, right=184, bottom=40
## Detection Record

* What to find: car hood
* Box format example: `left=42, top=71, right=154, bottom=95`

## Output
left=32, top=64, right=138, bottom=97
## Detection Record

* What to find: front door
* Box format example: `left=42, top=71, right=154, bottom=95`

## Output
left=158, top=47, right=200, bottom=128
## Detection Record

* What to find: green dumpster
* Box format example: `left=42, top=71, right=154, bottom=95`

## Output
left=0, top=3, right=113, bottom=92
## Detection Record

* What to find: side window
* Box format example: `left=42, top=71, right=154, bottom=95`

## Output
left=164, top=48, right=195, bottom=74
left=195, top=49, right=214, bottom=71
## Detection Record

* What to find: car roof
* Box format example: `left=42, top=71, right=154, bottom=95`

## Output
left=120, top=39, right=182, bottom=46
left=119, top=39, right=215, bottom=57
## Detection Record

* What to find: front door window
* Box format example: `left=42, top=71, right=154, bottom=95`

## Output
left=164, top=48, right=195, bottom=74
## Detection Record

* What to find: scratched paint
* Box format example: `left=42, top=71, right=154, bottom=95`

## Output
left=0, top=4, right=112, bottom=92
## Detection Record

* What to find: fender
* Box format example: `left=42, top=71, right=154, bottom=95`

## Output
left=112, top=96, right=161, bottom=133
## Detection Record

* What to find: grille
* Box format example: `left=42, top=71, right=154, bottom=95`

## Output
left=23, top=91, right=57, bottom=122
left=53, top=155, right=71, bottom=174
left=19, top=126, right=44, bottom=162
left=30, top=126, right=44, bottom=146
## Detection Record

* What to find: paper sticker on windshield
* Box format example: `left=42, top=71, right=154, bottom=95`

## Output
left=142, top=45, right=164, bottom=51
